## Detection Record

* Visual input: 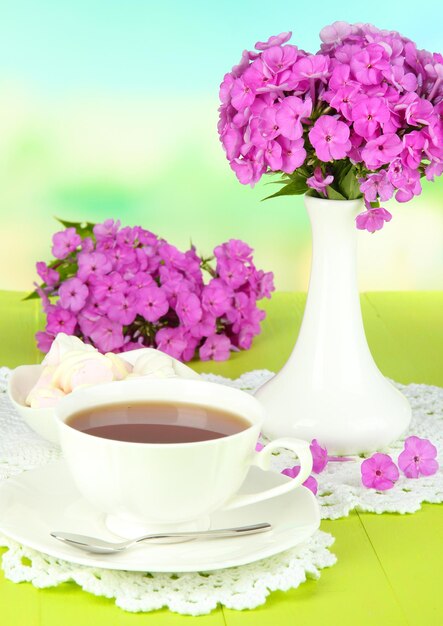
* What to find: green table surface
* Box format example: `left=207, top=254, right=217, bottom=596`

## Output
left=0, top=290, right=442, bottom=626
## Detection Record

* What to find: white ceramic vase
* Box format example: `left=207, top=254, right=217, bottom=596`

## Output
left=255, top=195, right=411, bottom=455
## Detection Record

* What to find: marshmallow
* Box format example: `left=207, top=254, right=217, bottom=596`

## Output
left=29, top=386, right=66, bottom=409
left=130, top=350, right=177, bottom=379
left=42, top=333, right=96, bottom=367
left=105, top=352, right=133, bottom=380
left=52, top=351, right=115, bottom=393
left=26, top=366, right=57, bottom=406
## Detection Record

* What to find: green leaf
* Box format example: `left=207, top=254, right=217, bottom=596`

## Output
left=325, top=186, right=346, bottom=200
left=22, top=290, right=41, bottom=301
left=337, top=167, right=363, bottom=200
left=265, top=178, right=292, bottom=186
left=57, top=262, right=78, bottom=282
left=291, top=165, right=310, bottom=179
left=55, top=217, right=95, bottom=238
left=262, top=175, right=308, bottom=200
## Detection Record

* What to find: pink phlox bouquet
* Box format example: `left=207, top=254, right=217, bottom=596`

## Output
left=31, top=219, right=274, bottom=361
left=218, top=23, right=443, bottom=232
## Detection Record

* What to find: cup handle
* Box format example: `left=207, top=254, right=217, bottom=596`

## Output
left=222, top=437, right=313, bottom=511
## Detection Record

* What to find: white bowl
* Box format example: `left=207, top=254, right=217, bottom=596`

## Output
left=7, top=349, right=201, bottom=445
left=8, top=365, right=60, bottom=444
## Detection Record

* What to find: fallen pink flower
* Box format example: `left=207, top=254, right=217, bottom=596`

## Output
left=361, top=453, right=399, bottom=490
left=398, top=436, right=439, bottom=478
left=310, top=439, right=328, bottom=473
left=281, top=466, right=318, bottom=494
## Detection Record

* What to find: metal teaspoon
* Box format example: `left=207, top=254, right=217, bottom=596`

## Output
left=50, top=522, right=272, bottom=554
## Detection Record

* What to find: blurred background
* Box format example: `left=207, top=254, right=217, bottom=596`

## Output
left=0, top=0, right=442, bottom=293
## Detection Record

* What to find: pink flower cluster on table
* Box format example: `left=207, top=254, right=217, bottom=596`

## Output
left=265, top=436, right=439, bottom=495
left=255, top=438, right=332, bottom=495
left=361, top=436, right=439, bottom=489
left=34, top=220, right=274, bottom=361
left=218, top=23, right=443, bottom=232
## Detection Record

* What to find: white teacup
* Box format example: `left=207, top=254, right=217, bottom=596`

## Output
left=55, top=378, right=312, bottom=537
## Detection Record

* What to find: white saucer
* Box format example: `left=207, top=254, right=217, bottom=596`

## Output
left=0, top=461, right=320, bottom=572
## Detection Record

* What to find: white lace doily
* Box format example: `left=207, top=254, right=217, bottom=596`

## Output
left=203, top=370, right=443, bottom=519
left=0, top=367, right=335, bottom=615
left=1, top=366, right=441, bottom=614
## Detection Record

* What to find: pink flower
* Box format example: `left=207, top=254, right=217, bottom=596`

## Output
left=82, top=238, right=95, bottom=254
left=361, top=134, right=403, bottom=169
left=262, top=45, right=298, bottom=74
left=36, top=262, right=59, bottom=287
left=136, top=284, right=169, bottom=323
left=310, top=439, right=328, bottom=474
left=325, top=84, right=361, bottom=121
left=291, top=55, right=330, bottom=82
left=387, top=158, right=409, bottom=188
left=255, top=32, right=292, bottom=51
left=231, top=50, right=257, bottom=78
left=202, top=279, right=233, bottom=316
left=51, top=228, right=81, bottom=260
left=255, top=441, right=264, bottom=452
left=89, top=317, right=125, bottom=353
left=361, top=453, right=399, bottom=490
left=78, top=306, right=101, bottom=336
left=219, top=72, right=234, bottom=102
left=93, top=219, right=121, bottom=240
left=46, top=306, right=77, bottom=335
left=398, top=436, right=439, bottom=478
left=253, top=270, right=275, bottom=299
left=176, top=292, right=202, bottom=327
left=307, top=167, right=333, bottom=196
left=231, top=77, right=255, bottom=111
left=243, top=59, right=273, bottom=92
left=394, top=168, right=422, bottom=203
left=309, top=116, right=351, bottom=162
left=159, top=268, right=192, bottom=308
left=230, top=158, right=258, bottom=186
left=90, top=272, right=127, bottom=301
left=356, top=208, right=392, bottom=233
left=258, top=107, right=281, bottom=141
left=276, top=96, right=311, bottom=140
left=405, top=98, right=434, bottom=126
left=36, top=330, right=54, bottom=353
left=351, top=97, right=390, bottom=139
left=236, top=324, right=255, bottom=350
left=351, top=44, right=390, bottom=85
left=218, top=258, right=249, bottom=289
left=181, top=334, right=199, bottom=362
left=215, top=239, right=253, bottom=263
left=422, top=124, right=443, bottom=162
left=34, top=284, right=52, bottom=314
left=189, top=311, right=216, bottom=339
left=77, top=252, right=112, bottom=282
left=281, top=466, right=318, bottom=495
left=58, top=277, right=89, bottom=312
left=221, top=125, right=243, bottom=160
left=278, top=137, right=307, bottom=173
left=107, top=291, right=138, bottom=326
left=199, top=334, right=231, bottom=361
left=320, top=21, right=353, bottom=45
left=130, top=271, right=155, bottom=291
left=328, top=64, right=353, bottom=91
left=401, top=131, right=427, bottom=169
left=359, top=171, right=394, bottom=202
left=155, top=327, right=187, bottom=360
left=426, top=160, right=443, bottom=181
left=263, top=140, right=283, bottom=170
